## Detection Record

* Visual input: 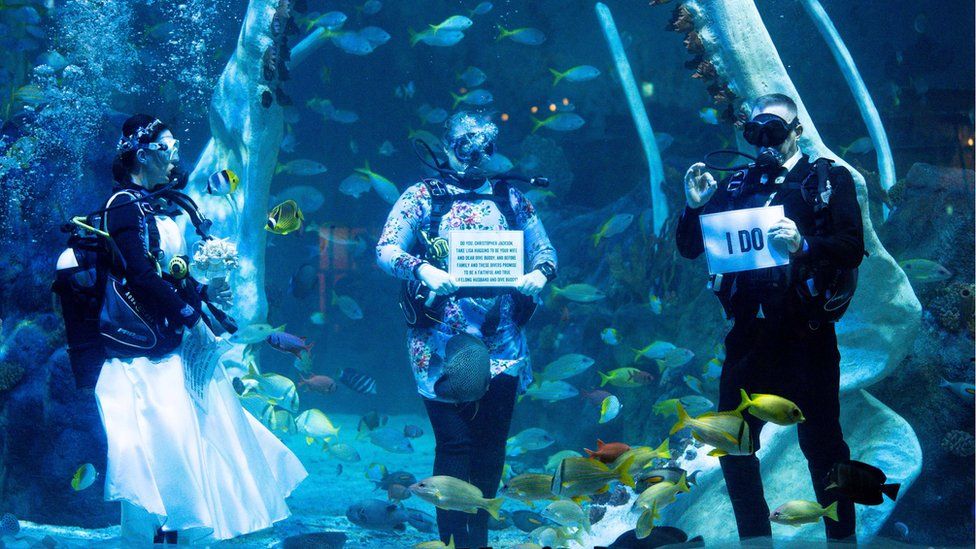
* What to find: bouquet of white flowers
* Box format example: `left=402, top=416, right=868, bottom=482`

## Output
left=191, top=238, right=240, bottom=283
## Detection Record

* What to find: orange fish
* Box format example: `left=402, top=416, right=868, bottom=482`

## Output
left=584, top=439, right=631, bottom=464
left=298, top=375, right=337, bottom=394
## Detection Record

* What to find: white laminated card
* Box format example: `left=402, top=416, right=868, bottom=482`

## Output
left=449, top=230, right=524, bottom=287
left=699, top=205, right=791, bottom=275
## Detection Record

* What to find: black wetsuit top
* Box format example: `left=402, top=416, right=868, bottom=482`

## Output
left=675, top=154, right=864, bottom=321
left=104, top=183, right=202, bottom=329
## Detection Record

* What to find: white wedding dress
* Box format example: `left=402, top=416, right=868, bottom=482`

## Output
left=94, top=216, right=307, bottom=543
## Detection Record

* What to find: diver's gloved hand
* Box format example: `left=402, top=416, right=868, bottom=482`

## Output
left=417, top=263, right=458, bottom=295
left=684, top=162, right=717, bottom=209
left=206, top=277, right=233, bottom=308
left=515, top=270, right=547, bottom=297
left=768, top=217, right=803, bottom=254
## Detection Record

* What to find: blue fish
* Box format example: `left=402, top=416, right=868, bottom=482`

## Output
left=470, top=2, right=493, bottom=16
left=496, top=25, right=546, bottom=46
left=451, top=89, right=493, bottom=109
left=458, top=66, right=487, bottom=87
left=331, top=32, right=374, bottom=56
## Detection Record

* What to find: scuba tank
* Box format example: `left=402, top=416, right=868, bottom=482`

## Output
left=53, top=179, right=221, bottom=382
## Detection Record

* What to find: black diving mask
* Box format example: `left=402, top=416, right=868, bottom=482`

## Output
left=451, top=131, right=495, bottom=165
left=742, top=113, right=799, bottom=148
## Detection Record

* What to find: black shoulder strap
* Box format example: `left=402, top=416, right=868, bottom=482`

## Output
left=810, top=157, right=835, bottom=236
left=422, top=178, right=451, bottom=241
left=422, top=179, right=521, bottom=239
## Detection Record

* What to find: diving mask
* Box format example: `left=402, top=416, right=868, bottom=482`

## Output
left=146, top=138, right=180, bottom=163
left=451, top=131, right=495, bottom=165
left=742, top=113, right=799, bottom=148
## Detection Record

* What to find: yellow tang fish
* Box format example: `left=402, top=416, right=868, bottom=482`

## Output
left=266, top=199, right=304, bottom=235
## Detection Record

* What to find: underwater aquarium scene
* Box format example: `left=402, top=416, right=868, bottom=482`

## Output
left=0, top=0, right=974, bottom=547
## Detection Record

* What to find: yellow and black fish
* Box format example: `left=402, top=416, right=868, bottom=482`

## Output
left=266, top=199, right=304, bottom=235
left=207, top=169, right=240, bottom=195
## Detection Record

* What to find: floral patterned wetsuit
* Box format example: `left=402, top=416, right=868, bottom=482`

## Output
left=376, top=180, right=557, bottom=400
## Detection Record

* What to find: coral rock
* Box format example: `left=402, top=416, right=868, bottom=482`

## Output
left=667, top=5, right=694, bottom=33
left=0, top=361, right=25, bottom=392
left=941, top=430, right=975, bottom=457
left=683, top=30, right=704, bottom=54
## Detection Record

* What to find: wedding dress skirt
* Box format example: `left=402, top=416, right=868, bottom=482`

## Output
left=95, top=352, right=307, bottom=542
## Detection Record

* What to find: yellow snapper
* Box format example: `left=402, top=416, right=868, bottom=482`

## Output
left=657, top=347, right=695, bottom=372
left=551, top=455, right=635, bottom=499
left=634, top=501, right=662, bottom=539
left=521, top=380, right=578, bottom=402
left=275, top=158, right=327, bottom=176
left=243, top=365, right=299, bottom=411
left=354, top=160, right=400, bottom=204
left=545, top=450, right=583, bottom=472
left=898, top=259, right=952, bottom=282
left=409, top=476, right=504, bottom=519
left=633, top=475, right=689, bottom=537
left=591, top=213, right=634, bottom=246
left=542, top=500, right=591, bottom=533
left=632, top=472, right=690, bottom=515
left=266, top=199, right=304, bottom=235
left=540, top=353, right=595, bottom=381
left=669, top=404, right=753, bottom=457
left=735, top=388, right=805, bottom=425
left=598, top=367, right=654, bottom=388
left=632, top=340, right=677, bottom=362
left=551, top=283, right=606, bottom=303
left=502, top=473, right=558, bottom=506
left=611, top=440, right=670, bottom=475
left=770, top=500, right=839, bottom=526
left=653, top=396, right=714, bottom=417
left=295, top=408, right=340, bottom=443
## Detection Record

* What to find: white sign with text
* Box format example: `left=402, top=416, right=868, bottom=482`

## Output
left=699, top=205, right=790, bottom=275
left=449, top=230, right=524, bottom=287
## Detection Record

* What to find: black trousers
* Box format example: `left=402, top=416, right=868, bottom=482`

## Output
left=717, top=316, right=856, bottom=542
left=423, top=374, right=518, bottom=549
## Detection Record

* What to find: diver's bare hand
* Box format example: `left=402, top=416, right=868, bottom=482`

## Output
left=206, top=277, right=233, bottom=307
left=768, top=217, right=803, bottom=254
left=417, top=263, right=458, bottom=295
left=515, top=270, right=547, bottom=297
left=684, top=162, right=717, bottom=209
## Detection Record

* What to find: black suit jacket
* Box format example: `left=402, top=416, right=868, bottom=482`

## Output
left=676, top=154, right=865, bottom=320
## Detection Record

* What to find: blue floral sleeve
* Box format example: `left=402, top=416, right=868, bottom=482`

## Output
left=376, top=183, right=430, bottom=280
left=509, top=186, right=557, bottom=271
